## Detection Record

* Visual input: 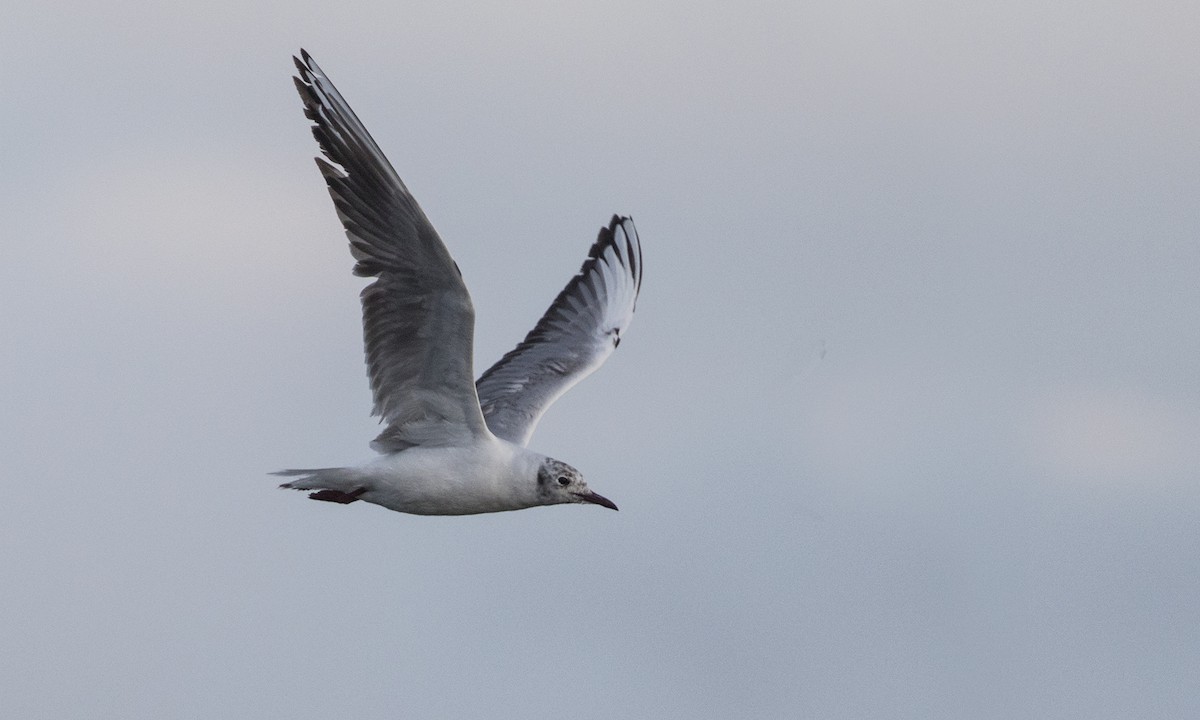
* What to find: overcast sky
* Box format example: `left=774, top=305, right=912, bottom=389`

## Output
left=2, top=1, right=1198, bottom=718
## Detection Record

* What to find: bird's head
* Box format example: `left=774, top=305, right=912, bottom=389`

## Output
left=536, top=457, right=618, bottom=511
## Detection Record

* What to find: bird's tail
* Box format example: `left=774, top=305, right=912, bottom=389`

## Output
left=273, top=467, right=369, bottom=504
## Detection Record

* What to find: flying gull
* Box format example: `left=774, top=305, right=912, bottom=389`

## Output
left=276, top=50, right=643, bottom=515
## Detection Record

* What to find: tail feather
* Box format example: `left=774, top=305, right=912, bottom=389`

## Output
left=273, top=467, right=368, bottom=503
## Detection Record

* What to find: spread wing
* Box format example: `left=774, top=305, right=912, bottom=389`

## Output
left=294, top=50, right=490, bottom=452
left=476, top=216, right=643, bottom=446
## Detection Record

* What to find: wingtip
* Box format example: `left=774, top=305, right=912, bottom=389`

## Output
left=295, top=49, right=325, bottom=80
left=293, top=50, right=312, bottom=75
left=606, top=215, right=642, bottom=294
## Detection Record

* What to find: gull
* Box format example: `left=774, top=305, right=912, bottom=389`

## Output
left=275, top=51, right=642, bottom=516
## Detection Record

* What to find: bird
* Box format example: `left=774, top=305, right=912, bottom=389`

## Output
left=275, top=50, right=643, bottom=516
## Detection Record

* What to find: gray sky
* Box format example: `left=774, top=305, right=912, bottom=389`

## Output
left=3, top=1, right=1198, bottom=717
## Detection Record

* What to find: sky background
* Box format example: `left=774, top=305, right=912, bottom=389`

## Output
left=3, top=1, right=1198, bottom=717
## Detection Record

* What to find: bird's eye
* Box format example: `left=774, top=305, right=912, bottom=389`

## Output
left=557, top=476, right=570, bottom=487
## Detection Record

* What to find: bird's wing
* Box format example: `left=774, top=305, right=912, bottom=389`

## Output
left=476, top=216, right=643, bottom=446
left=294, top=50, right=490, bottom=452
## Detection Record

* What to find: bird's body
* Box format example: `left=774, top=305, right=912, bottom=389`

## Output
left=277, top=50, right=641, bottom=516
left=280, top=439, right=546, bottom=515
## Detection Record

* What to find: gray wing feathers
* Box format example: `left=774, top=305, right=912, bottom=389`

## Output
left=294, top=51, right=489, bottom=451
left=476, top=216, right=643, bottom=446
